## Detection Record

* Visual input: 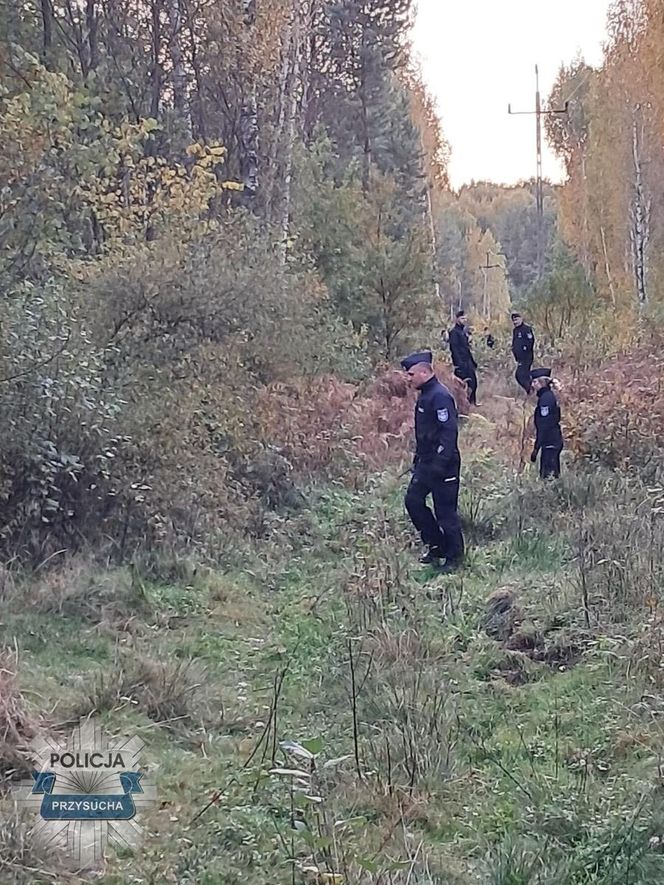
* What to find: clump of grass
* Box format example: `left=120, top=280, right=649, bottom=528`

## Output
left=11, top=557, right=150, bottom=624
left=0, top=564, right=17, bottom=605
left=0, top=648, right=41, bottom=786
left=484, top=834, right=570, bottom=884
left=76, top=654, right=223, bottom=738
left=0, top=809, right=74, bottom=884
left=128, top=549, right=200, bottom=586
left=124, top=656, right=217, bottom=729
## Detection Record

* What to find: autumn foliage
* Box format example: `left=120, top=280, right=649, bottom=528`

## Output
left=563, top=347, right=664, bottom=471
left=253, top=364, right=470, bottom=480
left=0, top=0, right=459, bottom=564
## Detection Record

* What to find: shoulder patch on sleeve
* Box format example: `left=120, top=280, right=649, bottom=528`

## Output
left=540, top=405, right=550, bottom=417
left=437, top=408, right=449, bottom=423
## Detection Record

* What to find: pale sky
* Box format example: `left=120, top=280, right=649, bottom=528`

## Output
left=412, top=0, right=613, bottom=189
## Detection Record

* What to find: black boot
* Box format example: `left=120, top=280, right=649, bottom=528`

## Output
left=438, top=558, right=463, bottom=574
left=419, top=546, right=444, bottom=565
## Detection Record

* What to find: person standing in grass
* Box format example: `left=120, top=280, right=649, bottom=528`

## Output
left=448, top=310, right=479, bottom=405
left=530, top=367, right=564, bottom=479
left=400, top=349, right=465, bottom=573
left=511, top=311, right=535, bottom=394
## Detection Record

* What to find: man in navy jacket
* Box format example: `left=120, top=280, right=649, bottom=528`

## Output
left=400, top=349, right=465, bottom=572
left=530, top=367, right=564, bottom=478
left=448, top=310, right=478, bottom=405
left=511, top=312, right=535, bottom=393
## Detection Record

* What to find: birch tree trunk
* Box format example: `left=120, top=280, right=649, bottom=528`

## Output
left=277, top=3, right=304, bottom=264
left=579, top=152, right=592, bottom=280
left=239, top=0, right=259, bottom=202
left=360, top=17, right=372, bottom=194
left=264, top=10, right=295, bottom=225
left=630, top=106, right=650, bottom=307
left=169, top=0, right=192, bottom=140
left=600, top=225, right=617, bottom=307
left=188, top=14, right=207, bottom=140
left=420, top=129, right=441, bottom=302
left=300, top=0, right=316, bottom=133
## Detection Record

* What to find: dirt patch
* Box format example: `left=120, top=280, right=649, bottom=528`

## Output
left=534, top=636, right=586, bottom=669
left=506, top=627, right=544, bottom=654
left=482, top=588, right=523, bottom=641
left=482, top=588, right=588, bottom=683
left=492, top=652, right=538, bottom=686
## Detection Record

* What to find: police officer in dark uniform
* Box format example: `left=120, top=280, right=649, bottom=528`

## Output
left=530, top=367, right=564, bottom=479
left=400, top=350, right=465, bottom=572
left=511, top=312, right=535, bottom=394
left=448, top=310, right=478, bottom=405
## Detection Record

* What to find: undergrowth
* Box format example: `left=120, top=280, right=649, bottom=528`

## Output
left=1, top=396, right=664, bottom=883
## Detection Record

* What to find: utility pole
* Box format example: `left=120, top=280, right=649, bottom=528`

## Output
left=509, top=65, right=568, bottom=280
left=479, top=251, right=502, bottom=319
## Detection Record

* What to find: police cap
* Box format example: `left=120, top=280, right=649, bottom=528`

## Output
left=530, top=367, right=551, bottom=380
left=400, top=350, right=433, bottom=371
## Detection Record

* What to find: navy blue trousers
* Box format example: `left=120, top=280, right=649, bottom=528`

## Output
left=515, top=361, right=533, bottom=394
left=405, top=458, right=464, bottom=563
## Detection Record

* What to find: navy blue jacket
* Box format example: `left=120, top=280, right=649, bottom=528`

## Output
left=413, top=376, right=460, bottom=472
left=449, top=323, right=477, bottom=370
left=534, top=387, right=563, bottom=453
left=512, top=323, right=535, bottom=363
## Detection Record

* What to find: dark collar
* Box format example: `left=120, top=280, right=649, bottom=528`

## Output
left=418, top=375, right=438, bottom=394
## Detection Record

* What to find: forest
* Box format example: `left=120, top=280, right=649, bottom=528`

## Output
left=0, top=0, right=568, bottom=562
left=2, top=0, right=664, bottom=883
